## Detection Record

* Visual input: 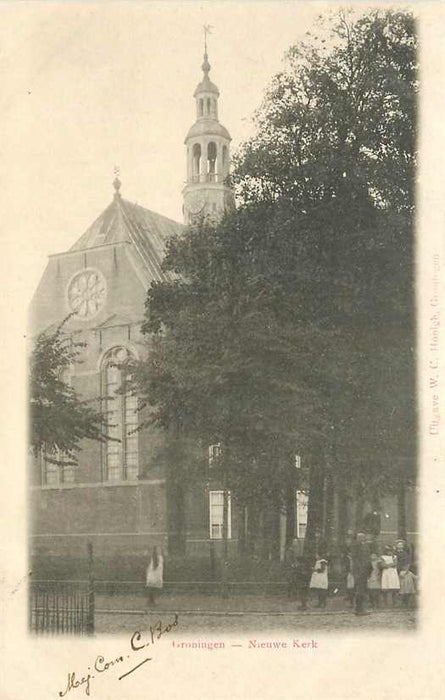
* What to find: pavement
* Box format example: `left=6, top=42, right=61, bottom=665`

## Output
left=93, top=592, right=417, bottom=634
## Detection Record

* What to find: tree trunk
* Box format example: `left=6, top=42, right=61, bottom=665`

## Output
left=175, top=485, right=186, bottom=554
left=285, top=460, right=296, bottom=549
left=270, top=501, right=281, bottom=562
left=397, top=476, right=407, bottom=540
left=324, top=469, right=335, bottom=554
left=246, top=502, right=260, bottom=555
left=260, top=508, right=270, bottom=560
left=238, top=503, right=247, bottom=555
left=167, top=478, right=186, bottom=555
left=285, top=491, right=296, bottom=549
left=221, top=448, right=230, bottom=599
left=354, top=480, right=365, bottom=532
left=304, top=462, right=324, bottom=558
left=337, top=475, right=349, bottom=547
left=166, top=428, right=186, bottom=556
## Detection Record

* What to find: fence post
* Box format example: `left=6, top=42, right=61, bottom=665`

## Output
left=28, top=580, right=32, bottom=633
left=87, top=541, right=95, bottom=636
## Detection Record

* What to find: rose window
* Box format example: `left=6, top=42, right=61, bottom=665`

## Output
left=67, top=269, right=106, bottom=319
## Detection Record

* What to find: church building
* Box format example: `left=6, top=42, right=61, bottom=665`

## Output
left=29, top=47, right=417, bottom=579
left=29, top=49, right=241, bottom=575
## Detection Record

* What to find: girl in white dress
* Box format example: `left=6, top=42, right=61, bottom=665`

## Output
left=145, top=546, right=164, bottom=608
left=309, top=555, right=329, bottom=609
left=379, top=545, right=400, bottom=606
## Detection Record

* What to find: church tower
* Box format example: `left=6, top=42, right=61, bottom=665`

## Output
left=183, top=43, right=234, bottom=223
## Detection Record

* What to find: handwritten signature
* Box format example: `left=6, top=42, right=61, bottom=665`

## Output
left=58, top=613, right=179, bottom=697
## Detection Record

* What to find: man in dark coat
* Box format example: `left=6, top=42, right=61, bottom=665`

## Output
left=286, top=539, right=312, bottom=610
left=294, top=555, right=313, bottom=611
left=350, top=530, right=374, bottom=615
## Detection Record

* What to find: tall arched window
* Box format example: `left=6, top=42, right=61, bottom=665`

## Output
left=192, top=143, right=201, bottom=181
left=199, top=99, right=204, bottom=117
left=102, top=347, right=139, bottom=482
left=207, top=142, right=217, bottom=181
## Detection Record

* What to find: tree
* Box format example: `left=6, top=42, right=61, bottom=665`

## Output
left=231, top=8, right=417, bottom=547
left=132, top=9, right=417, bottom=558
left=29, top=320, right=107, bottom=465
left=129, top=212, right=326, bottom=558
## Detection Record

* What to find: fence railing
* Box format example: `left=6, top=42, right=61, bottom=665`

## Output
left=30, top=580, right=94, bottom=635
left=30, top=543, right=95, bottom=635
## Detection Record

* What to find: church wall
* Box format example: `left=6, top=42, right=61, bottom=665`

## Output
left=180, top=485, right=240, bottom=558
left=30, top=480, right=168, bottom=576
left=29, top=243, right=149, bottom=337
left=29, top=234, right=180, bottom=575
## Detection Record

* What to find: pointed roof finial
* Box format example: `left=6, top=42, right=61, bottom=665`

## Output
left=113, top=165, right=121, bottom=198
left=202, top=24, right=213, bottom=74
left=194, top=26, right=219, bottom=97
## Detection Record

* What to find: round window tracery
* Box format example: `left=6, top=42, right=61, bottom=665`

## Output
left=67, top=268, right=107, bottom=319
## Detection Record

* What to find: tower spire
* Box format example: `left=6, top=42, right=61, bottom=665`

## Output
left=182, top=33, right=234, bottom=224
left=203, top=23, right=213, bottom=55
left=202, top=24, right=213, bottom=76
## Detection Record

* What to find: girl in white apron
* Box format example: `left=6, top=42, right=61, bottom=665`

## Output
left=146, top=546, right=164, bottom=607
left=379, top=545, right=400, bottom=606
left=309, top=556, right=329, bottom=609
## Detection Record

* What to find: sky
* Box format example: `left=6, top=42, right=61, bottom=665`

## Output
left=1, top=1, right=338, bottom=302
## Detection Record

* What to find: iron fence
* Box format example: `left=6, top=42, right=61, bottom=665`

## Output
left=30, top=580, right=94, bottom=635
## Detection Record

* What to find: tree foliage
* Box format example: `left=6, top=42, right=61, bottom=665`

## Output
left=29, top=320, right=106, bottom=465
left=232, top=9, right=416, bottom=321
left=230, top=8, right=417, bottom=493
left=131, top=9, right=417, bottom=526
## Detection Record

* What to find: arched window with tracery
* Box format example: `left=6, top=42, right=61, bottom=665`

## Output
left=102, top=347, right=139, bottom=482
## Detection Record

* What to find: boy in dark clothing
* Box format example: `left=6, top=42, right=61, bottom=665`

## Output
left=293, top=555, right=313, bottom=611
left=351, top=531, right=373, bottom=615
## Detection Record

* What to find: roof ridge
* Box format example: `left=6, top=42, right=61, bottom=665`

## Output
left=67, top=194, right=183, bottom=284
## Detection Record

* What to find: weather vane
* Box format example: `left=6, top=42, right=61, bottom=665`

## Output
left=203, top=24, right=213, bottom=53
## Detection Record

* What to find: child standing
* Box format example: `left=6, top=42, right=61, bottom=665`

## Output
left=343, top=551, right=355, bottom=607
left=367, top=552, right=381, bottom=609
left=145, top=546, right=164, bottom=608
left=379, top=545, right=400, bottom=607
left=399, top=567, right=417, bottom=608
left=395, top=540, right=411, bottom=574
left=309, top=555, right=329, bottom=609
left=294, top=555, right=313, bottom=611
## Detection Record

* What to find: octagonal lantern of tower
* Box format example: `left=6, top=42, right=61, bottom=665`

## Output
left=183, top=48, right=234, bottom=224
